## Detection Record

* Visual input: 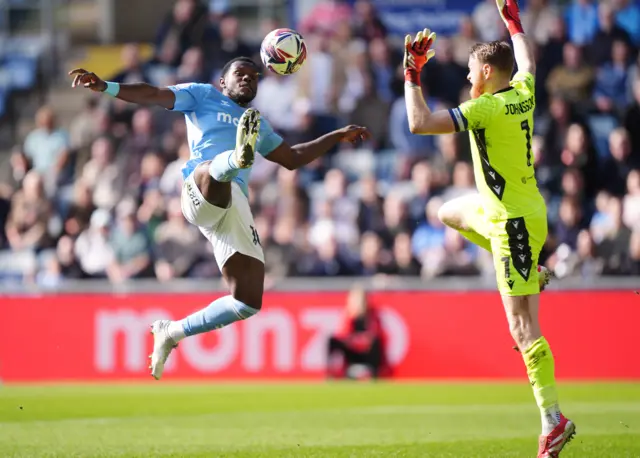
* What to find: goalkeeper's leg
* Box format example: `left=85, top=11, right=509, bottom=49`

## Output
left=438, top=194, right=492, bottom=251
left=494, top=213, right=575, bottom=457
left=438, top=194, right=552, bottom=291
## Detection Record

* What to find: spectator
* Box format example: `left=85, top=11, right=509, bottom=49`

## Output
left=69, top=96, right=101, bottom=152
left=111, top=43, right=152, bottom=84
left=629, top=230, right=640, bottom=274
left=107, top=200, right=153, bottom=283
left=565, top=0, right=598, bottom=46
left=423, top=37, right=468, bottom=107
left=357, top=175, right=385, bottom=234
left=379, top=191, right=411, bottom=249
left=63, top=181, right=95, bottom=238
left=351, top=0, right=386, bottom=41
left=357, top=231, right=393, bottom=276
left=472, top=0, right=503, bottom=42
left=598, top=196, right=632, bottom=274
left=590, top=190, right=615, bottom=244
left=208, top=15, right=253, bottom=77
left=0, top=147, right=30, bottom=201
left=4, top=171, right=52, bottom=252
left=612, top=0, right=640, bottom=46
left=326, top=285, right=387, bottom=379
left=296, top=33, right=345, bottom=135
left=159, top=142, right=189, bottom=197
left=540, top=97, right=579, bottom=164
left=408, top=161, right=437, bottom=224
left=422, top=227, right=479, bottom=279
left=441, top=161, right=476, bottom=202
left=74, top=208, right=114, bottom=278
left=367, top=37, right=396, bottom=104
left=262, top=215, right=300, bottom=278
left=560, top=123, right=598, bottom=197
left=252, top=70, right=303, bottom=140
left=546, top=43, right=595, bottom=106
left=299, top=0, right=351, bottom=37
left=81, top=137, right=121, bottom=210
left=452, top=16, right=478, bottom=67
left=348, top=71, right=390, bottom=149
left=388, top=232, right=421, bottom=276
left=623, top=79, right=640, bottom=153
left=55, top=235, right=88, bottom=279
left=521, top=0, right=560, bottom=46
left=553, top=229, right=604, bottom=278
left=388, top=75, right=436, bottom=177
left=590, top=2, right=633, bottom=66
left=536, top=15, right=568, bottom=110
left=622, top=169, right=640, bottom=231
left=117, top=108, right=162, bottom=181
left=23, top=106, right=70, bottom=192
left=154, top=197, right=207, bottom=281
left=155, top=0, right=207, bottom=66
left=305, top=234, right=356, bottom=277
left=593, top=40, right=632, bottom=115
left=412, top=197, right=446, bottom=263
left=554, top=196, right=584, bottom=250
left=176, top=46, right=208, bottom=83
left=600, top=128, right=638, bottom=196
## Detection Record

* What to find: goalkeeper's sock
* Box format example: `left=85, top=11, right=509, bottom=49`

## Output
left=458, top=228, right=492, bottom=253
left=209, top=150, right=240, bottom=182
left=522, top=337, right=562, bottom=435
left=170, top=295, right=259, bottom=340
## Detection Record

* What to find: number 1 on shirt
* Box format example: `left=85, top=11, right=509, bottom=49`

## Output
left=520, top=119, right=532, bottom=167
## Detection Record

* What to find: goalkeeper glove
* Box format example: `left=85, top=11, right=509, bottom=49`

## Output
left=404, top=28, right=436, bottom=87
left=496, top=0, right=524, bottom=37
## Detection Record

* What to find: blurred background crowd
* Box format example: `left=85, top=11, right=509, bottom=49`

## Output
left=0, top=0, right=639, bottom=287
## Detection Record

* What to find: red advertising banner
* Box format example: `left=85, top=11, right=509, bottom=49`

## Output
left=0, top=291, right=637, bottom=382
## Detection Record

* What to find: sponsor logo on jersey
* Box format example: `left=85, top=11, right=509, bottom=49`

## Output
left=217, top=112, right=241, bottom=126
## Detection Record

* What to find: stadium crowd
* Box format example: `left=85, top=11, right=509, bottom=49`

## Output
left=1, top=0, right=640, bottom=286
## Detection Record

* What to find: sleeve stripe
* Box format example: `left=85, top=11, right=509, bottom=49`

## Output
left=448, top=108, right=468, bottom=132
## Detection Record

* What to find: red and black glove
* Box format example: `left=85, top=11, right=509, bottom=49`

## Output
left=403, top=28, right=436, bottom=87
left=496, top=0, right=524, bottom=37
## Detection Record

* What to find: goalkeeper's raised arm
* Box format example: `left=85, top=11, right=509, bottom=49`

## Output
left=496, top=0, right=536, bottom=76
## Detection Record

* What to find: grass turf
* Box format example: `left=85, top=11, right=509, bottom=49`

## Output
left=0, top=382, right=639, bottom=457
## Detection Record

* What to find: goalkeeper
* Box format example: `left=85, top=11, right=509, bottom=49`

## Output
left=402, top=1, right=575, bottom=457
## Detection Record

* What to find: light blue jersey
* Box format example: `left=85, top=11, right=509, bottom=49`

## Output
left=168, top=83, right=283, bottom=196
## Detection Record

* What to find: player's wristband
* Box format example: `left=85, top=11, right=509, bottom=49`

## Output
left=404, top=68, right=421, bottom=87
left=103, top=81, right=120, bottom=97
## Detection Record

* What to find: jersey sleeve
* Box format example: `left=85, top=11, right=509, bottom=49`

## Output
left=257, top=119, right=284, bottom=157
left=510, top=71, right=535, bottom=95
left=448, top=94, right=498, bottom=132
left=166, top=83, right=212, bottom=112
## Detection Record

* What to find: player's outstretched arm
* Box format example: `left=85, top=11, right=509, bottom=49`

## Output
left=404, top=29, right=456, bottom=135
left=265, top=125, right=370, bottom=170
left=496, top=0, right=536, bottom=75
left=68, top=68, right=176, bottom=110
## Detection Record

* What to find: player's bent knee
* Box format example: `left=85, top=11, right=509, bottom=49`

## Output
left=223, top=253, right=265, bottom=310
left=438, top=202, right=466, bottom=231
left=194, top=162, right=232, bottom=209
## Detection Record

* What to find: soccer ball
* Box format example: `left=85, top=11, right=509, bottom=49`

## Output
left=260, top=28, right=307, bottom=76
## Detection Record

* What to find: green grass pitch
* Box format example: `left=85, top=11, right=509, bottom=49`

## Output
left=1, top=382, right=639, bottom=457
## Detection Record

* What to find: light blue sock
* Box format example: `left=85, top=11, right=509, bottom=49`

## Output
left=209, top=150, right=239, bottom=182
left=180, top=295, right=259, bottom=336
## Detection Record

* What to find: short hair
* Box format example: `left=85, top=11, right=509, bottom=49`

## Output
left=469, top=41, right=515, bottom=75
left=221, top=56, right=260, bottom=78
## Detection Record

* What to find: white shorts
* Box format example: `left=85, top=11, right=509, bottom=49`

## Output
left=181, top=172, right=264, bottom=270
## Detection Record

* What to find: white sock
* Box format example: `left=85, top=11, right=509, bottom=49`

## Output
left=167, top=321, right=187, bottom=343
left=541, top=403, right=562, bottom=435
